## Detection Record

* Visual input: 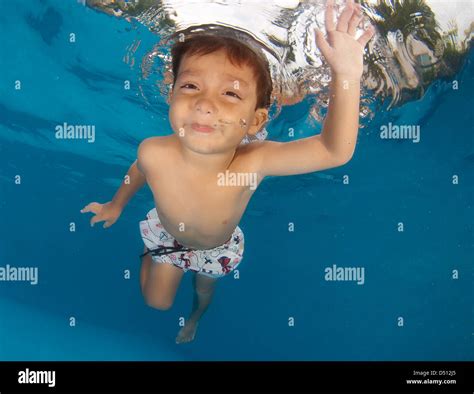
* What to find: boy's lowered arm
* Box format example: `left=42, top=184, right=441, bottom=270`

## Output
left=111, top=142, right=148, bottom=210
left=81, top=140, right=151, bottom=228
left=111, top=160, right=146, bottom=210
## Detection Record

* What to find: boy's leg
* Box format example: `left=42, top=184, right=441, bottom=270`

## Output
left=176, top=272, right=218, bottom=344
left=190, top=272, right=218, bottom=321
left=140, top=246, right=185, bottom=311
left=140, top=248, right=152, bottom=292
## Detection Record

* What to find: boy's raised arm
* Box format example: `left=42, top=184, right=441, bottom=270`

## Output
left=254, top=0, right=374, bottom=178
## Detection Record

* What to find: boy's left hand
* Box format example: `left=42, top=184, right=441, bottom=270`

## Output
left=315, top=0, right=375, bottom=80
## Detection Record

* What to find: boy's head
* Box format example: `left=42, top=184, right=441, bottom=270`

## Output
left=167, top=33, right=273, bottom=155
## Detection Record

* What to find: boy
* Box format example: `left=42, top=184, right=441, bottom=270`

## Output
left=81, top=0, right=374, bottom=344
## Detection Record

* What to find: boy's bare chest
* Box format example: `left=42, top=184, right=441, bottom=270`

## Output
left=145, top=160, right=254, bottom=246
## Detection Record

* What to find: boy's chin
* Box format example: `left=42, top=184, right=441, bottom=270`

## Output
left=179, top=135, right=235, bottom=155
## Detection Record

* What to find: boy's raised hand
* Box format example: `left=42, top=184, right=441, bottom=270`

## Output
left=315, top=0, right=375, bottom=80
left=80, top=201, right=122, bottom=228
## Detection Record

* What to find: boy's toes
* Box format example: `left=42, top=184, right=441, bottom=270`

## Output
left=175, top=331, right=194, bottom=344
left=175, top=322, right=198, bottom=344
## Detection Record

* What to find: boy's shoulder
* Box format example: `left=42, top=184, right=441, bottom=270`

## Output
left=238, top=138, right=278, bottom=158
left=137, top=135, right=175, bottom=173
left=139, top=135, right=171, bottom=149
left=235, top=139, right=272, bottom=174
left=138, top=135, right=176, bottom=155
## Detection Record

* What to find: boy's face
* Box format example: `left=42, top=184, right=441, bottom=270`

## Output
left=169, top=49, right=268, bottom=155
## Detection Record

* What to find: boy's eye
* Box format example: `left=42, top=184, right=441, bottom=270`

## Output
left=180, top=84, right=241, bottom=100
left=225, top=91, right=242, bottom=100
left=180, top=83, right=197, bottom=89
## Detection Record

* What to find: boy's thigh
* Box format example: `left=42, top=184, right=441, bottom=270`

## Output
left=194, top=272, right=219, bottom=294
left=141, top=250, right=185, bottom=308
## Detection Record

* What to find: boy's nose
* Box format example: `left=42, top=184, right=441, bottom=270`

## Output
left=195, top=97, right=216, bottom=115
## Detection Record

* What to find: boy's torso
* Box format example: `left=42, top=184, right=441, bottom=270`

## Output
left=141, top=135, right=262, bottom=250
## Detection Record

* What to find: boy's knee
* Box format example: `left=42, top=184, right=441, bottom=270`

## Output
left=194, top=273, right=218, bottom=295
left=143, top=294, right=173, bottom=311
left=195, top=287, right=214, bottom=296
left=145, top=299, right=173, bottom=311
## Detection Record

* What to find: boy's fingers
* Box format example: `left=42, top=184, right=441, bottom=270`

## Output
left=315, top=30, right=332, bottom=59
left=90, top=215, right=102, bottom=227
left=358, top=25, right=375, bottom=48
left=103, top=220, right=113, bottom=229
left=336, top=0, right=355, bottom=33
left=81, top=203, right=92, bottom=212
left=81, top=202, right=99, bottom=213
left=325, top=0, right=336, bottom=33
left=348, top=6, right=363, bottom=36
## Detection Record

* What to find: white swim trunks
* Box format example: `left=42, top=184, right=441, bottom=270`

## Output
left=139, top=208, right=244, bottom=278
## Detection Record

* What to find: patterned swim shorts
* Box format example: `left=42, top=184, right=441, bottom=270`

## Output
left=139, top=208, right=244, bottom=278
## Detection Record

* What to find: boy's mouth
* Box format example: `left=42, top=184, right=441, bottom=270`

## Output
left=191, top=123, right=215, bottom=133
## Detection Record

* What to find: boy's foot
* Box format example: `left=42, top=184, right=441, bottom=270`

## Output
left=175, top=320, right=199, bottom=344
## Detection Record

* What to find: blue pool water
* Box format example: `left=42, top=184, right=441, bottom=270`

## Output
left=0, top=0, right=472, bottom=361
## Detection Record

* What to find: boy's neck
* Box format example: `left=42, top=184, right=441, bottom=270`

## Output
left=178, top=140, right=237, bottom=174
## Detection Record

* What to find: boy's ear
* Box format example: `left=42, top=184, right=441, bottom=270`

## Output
left=248, top=108, right=269, bottom=136
left=164, top=71, right=174, bottom=104
left=164, top=70, right=174, bottom=85
left=166, top=86, right=174, bottom=105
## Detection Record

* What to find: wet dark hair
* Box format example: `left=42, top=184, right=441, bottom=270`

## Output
left=170, top=34, right=273, bottom=110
